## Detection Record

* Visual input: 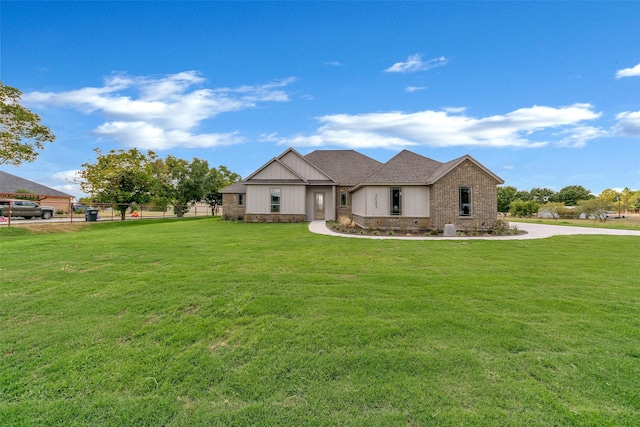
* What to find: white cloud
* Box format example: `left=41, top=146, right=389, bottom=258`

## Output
left=49, top=170, right=83, bottom=196
left=275, top=104, right=604, bottom=149
left=94, top=121, right=243, bottom=150
left=556, top=126, right=608, bottom=148
left=23, top=71, right=295, bottom=150
left=385, top=54, right=448, bottom=73
left=52, top=169, right=82, bottom=183
left=405, top=86, right=426, bottom=93
left=616, top=63, right=640, bottom=78
left=325, top=61, right=343, bottom=67
left=613, top=111, right=640, bottom=136
left=444, top=107, right=466, bottom=114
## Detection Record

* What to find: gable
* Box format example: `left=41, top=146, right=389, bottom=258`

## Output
left=428, top=155, right=504, bottom=185
left=361, top=150, right=443, bottom=184
left=248, top=160, right=305, bottom=182
left=279, top=149, right=333, bottom=181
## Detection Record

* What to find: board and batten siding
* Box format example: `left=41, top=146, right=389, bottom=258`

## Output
left=279, top=151, right=330, bottom=181
left=251, top=162, right=301, bottom=181
left=403, top=186, right=430, bottom=217
left=351, top=186, right=429, bottom=217
left=246, top=185, right=306, bottom=214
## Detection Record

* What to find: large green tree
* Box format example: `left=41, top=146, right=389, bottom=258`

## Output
left=599, top=188, right=619, bottom=203
left=529, top=187, right=555, bottom=204
left=78, top=148, right=157, bottom=220
left=551, top=185, right=593, bottom=206
left=162, top=156, right=211, bottom=217
left=497, top=186, right=518, bottom=214
left=0, top=82, right=55, bottom=166
left=204, top=165, right=241, bottom=213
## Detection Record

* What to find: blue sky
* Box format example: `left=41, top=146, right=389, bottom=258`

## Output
left=2, top=1, right=640, bottom=198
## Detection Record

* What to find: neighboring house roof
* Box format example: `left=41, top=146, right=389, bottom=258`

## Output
left=219, top=181, right=246, bottom=194
left=304, top=150, right=383, bottom=186
left=0, top=170, right=73, bottom=198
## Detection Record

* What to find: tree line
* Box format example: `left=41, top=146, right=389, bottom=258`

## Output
left=78, top=148, right=240, bottom=221
left=498, top=185, right=640, bottom=221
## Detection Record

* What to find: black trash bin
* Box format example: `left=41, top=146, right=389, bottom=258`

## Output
left=85, top=208, right=99, bottom=222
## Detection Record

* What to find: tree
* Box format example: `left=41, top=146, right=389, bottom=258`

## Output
left=0, top=82, right=56, bottom=166
left=538, top=202, right=566, bottom=221
left=599, top=188, right=618, bottom=204
left=514, top=189, right=532, bottom=201
left=204, top=165, right=241, bottom=214
left=14, top=188, right=37, bottom=201
left=529, top=187, right=555, bottom=204
left=509, top=199, right=539, bottom=217
left=162, top=156, right=211, bottom=217
left=631, top=189, right=640, bottom=213
left=78, top=148, right=157, bottom=220
left=551, top=185, right=593, bottom=206
left=497, top=186, right=517, bottom=214
left=619, top=187, right=633, bottom=215
left=578, top=197, right=613, bottom=224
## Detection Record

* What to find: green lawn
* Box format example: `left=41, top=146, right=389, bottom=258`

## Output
left=510, top=215, right=640, bottom=231
left=2, top=218, right=639, bottom=426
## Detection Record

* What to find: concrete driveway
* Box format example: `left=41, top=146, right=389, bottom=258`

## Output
left=309, top=220, right=640, bottom=240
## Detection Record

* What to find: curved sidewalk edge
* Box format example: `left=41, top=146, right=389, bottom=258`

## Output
left=308, top=220, right=640, bottom=241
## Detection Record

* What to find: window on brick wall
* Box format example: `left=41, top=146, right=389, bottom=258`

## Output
left=459, top=187, right=471, bottom=216
left=238, top=193, right=244, bottom=206
left=340, top=192, right=347, bottom=207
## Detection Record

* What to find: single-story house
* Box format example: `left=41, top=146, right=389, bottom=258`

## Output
left=220, top=147, right=504, bottom=231
left=0, top=170, right=74, bottom=212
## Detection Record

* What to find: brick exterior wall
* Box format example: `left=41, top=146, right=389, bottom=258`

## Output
left=429, top=159, right=499, bottom=231
left=222, top=193, right=245, bottom=220
left=244, top=213, right=307, bottom=223
left=352, top=214, right=430, bottom=231
left=335, top=186, right=352, bottom=219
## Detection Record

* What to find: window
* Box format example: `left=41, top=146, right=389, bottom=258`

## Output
left=340, top=193, right=347, bottom=207
left=270, top=188, right=281, bottom=213
left=238, top=193, right=244, bottom=206
left=459, top=187, right=472, bottom=216
left=390, top=187, right=402, bottom=216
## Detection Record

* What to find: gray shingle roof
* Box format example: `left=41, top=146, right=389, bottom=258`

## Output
left=219, top=181, right=246, bottom=193
left=0, top=171, right=73, bottom=197
left=304, top=150, right=383, bottom=185
left=359, top=150, right=443, bottom=184
left=219, top=148, right=503, bottom=195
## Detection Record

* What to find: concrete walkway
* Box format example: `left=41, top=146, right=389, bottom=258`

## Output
left=308, top=220, right=640, bottom=240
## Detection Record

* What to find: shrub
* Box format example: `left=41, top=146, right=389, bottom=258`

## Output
left=338, top=215, right=352, bottom=227
left=493, top=218, right=510, bottom=233
left=509, top=199, right=539, bottom=217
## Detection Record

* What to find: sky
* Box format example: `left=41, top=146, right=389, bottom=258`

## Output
left=2, top=1, right=640, bottom=198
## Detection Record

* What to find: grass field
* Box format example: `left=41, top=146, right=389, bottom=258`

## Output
left=510, top=213, right=640, bottom=231
left=2, top=218, right=639, bottom=426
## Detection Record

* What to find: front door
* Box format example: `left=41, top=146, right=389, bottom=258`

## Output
left=314, top=193, right=325, bottom=220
